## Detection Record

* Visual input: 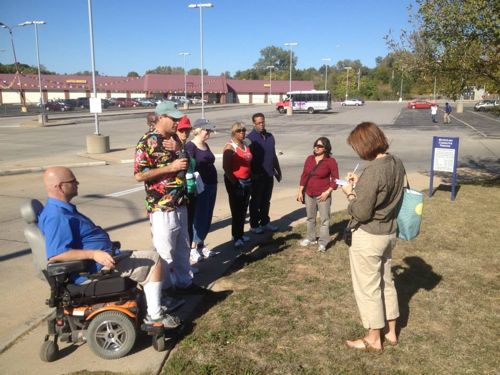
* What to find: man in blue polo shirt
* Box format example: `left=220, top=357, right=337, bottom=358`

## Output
left=38, top=166, right=180, bottom=328
left=247, top=113, right=282, bottom=234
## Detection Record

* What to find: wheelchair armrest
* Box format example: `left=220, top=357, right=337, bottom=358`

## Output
left=47, top=260, right=91, bottom=277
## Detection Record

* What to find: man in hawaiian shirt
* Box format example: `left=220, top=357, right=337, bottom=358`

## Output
left=134, top=101, right=198, bottom=293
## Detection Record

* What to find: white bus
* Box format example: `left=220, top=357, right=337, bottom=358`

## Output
left=276, top=90, right=331, bottom=114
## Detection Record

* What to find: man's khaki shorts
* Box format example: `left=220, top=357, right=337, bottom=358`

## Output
left=115, top=251, right=160, bottom=285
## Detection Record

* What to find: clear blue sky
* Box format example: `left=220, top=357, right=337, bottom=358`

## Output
left=1, top=0, right=413, bottom=76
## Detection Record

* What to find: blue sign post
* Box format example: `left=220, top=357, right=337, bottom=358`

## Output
left=430, top=136, right=459, bottom=200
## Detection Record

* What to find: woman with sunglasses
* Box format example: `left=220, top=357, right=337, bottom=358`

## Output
left=222, top=122, right=253, bottom=248
left=296, top=137, right=339, bottom=252
left=185, top=118, right=218, bottom=260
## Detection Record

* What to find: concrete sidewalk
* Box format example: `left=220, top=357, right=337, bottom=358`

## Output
left=0, top=149, right=438, bottom=374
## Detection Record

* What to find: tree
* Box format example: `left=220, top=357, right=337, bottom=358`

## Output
left=387, top=0, right=500, bottom=98
left=127, top=71, right=139, bottom=77
left=72, top=70, right=99, bottom=76
left=187, top=68, right=208, bottom=75
left=146, top=66, right=183, bottom=75
left=0, top=62, right=55, bottom=75
left=253, top=46, right=297, bottom=72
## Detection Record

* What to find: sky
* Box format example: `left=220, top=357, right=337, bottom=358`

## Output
left=0, top=0, right=414, bottom=77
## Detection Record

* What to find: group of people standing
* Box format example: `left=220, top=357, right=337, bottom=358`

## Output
left=38, top=98, right=406, bottom=350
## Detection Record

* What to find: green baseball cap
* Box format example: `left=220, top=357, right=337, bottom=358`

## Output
left=155, top=101, right=184, bottom=119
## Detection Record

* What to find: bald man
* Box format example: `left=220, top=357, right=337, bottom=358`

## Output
left=38, top=167, right=181, bottom=328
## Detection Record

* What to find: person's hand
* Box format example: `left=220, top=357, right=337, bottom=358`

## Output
left=341, top=183, right=354, bottom=195
left=346, top=172, right=359, bottom=185
left=170, top=158, right=188, bottom=172
left=296, top=188, right=304, bottom=203
left=317, top=190, right=330, bottom=202
left=163, top=138, right=181, bottom=152
left=93, top=250, right=115, bottom=269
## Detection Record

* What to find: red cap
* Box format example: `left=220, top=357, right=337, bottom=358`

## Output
left=177, top=115, right=192, bottom=130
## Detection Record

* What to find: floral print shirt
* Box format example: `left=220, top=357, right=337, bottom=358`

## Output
left=134, top=130, right=187, bottom=212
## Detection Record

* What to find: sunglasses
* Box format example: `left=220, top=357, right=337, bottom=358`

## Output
left=314, top=144, right=325, bottom=148
left=235, top=128, right=246, bottom=133
left=59, top=178, right=78, bottom=186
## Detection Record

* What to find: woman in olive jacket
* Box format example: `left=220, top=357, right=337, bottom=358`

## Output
left=341, top=122, right=405, bottom=352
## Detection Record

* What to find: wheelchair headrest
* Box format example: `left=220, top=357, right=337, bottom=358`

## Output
left=20, top=199, right=44, bottom=224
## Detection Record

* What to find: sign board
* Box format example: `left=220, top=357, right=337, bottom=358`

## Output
left=429, top=136, right=459, bottom=200
left=89, top=97, right=102, bottom=113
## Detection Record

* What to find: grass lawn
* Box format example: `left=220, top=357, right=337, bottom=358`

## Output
left=163, top=180, right=500, bottom=375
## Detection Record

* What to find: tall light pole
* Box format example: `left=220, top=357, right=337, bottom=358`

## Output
left=179, top=52, right=190, bottom=102
left=321, top=57, right=331, bottom=90
left=0, top=22, right=26, bottom=111
left=19, top=21, right=46, bottom=125
left=266, top=65, right=274, bottom=103
left=399, top=68, right=404, bottom=102
left=188, top=3, right=213, bottom=119
left=284, top=42, right=298, bottom=95
left=344, top=66, right=352, bottom=100
left=433, top=59, right=441, bottom=102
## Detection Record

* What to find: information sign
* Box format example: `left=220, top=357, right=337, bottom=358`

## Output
left=430, top=136, right=459, bottom=200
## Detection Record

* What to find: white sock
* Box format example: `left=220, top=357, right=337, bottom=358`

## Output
left=143, top=281, right=162, bottom=319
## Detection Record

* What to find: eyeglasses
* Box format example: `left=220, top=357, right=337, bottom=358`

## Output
left=314, top=144, right=325, bottom=149
left=59, top=178, right=78, bottom=185
left=235, top=128, right=246, bottom=133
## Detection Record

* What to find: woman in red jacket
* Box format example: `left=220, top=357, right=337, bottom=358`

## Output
left=296, top=137, right=339, bottom=252
left=223, top=122, right=253, bottom=248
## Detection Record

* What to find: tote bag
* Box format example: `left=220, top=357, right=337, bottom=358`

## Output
left=397, top=183, right=424, bottom=241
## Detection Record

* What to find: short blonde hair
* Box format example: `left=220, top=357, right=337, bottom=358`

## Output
left=230, top=122, right=246, bottom=136
left=192, top=127, right=203, bottom=136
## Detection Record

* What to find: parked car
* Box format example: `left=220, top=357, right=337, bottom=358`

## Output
left=342, top=98, right=364, bottom=106
left=136, top=98, right=156, bottom=107
left=45, top=100, right=74, bottom=112
left=191, top=97, right=207, bottom=105
left=474, top=99, right=499, bottom=111
left=74, top=97, right=109, bottom=109
left=407, top=99, right=434, bottom=109
left=115, top=98, right=140, bottom=108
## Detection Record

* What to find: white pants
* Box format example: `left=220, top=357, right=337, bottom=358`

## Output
left=150, top=206, right=192, bottom=288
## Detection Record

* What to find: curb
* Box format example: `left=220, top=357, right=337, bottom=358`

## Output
left=0, top=161, right=107, bottom=176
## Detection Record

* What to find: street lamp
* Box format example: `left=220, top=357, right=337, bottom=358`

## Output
left=19, top=20, right=46, bottom=125
left=284, top=42, right=298, bottom=95
left=188, top=3, right=214, bottom=119
left=433, top=59, right=442, bottom=102
left=344, top=66, right=352, bottom=100
left=179, top=52, right=190, bottom=104
left=321, top=57, right=331, bottom=90
left=0, top=22, right=27, bottom=111
left=266, top=65, right=274, bottom=103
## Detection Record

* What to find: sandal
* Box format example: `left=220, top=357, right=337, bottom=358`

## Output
left=346, top=338, right=382, bottom=352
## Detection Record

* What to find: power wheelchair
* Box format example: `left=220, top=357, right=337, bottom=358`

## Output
left=21, top=199, right=174, bottom=362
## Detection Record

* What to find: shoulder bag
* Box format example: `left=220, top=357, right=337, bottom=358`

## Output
left=397, top=168, right=424, bottom=240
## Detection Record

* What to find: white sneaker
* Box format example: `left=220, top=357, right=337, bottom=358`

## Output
left=250, top=226, right=264, bottom=234
left=318, top=244, right=327, bottom=252
left=241, top=234, right=250, bottom=242
left=190, top=248, right=203, bottom=264
left=263, top=223, right=278, bottom=232
left=199, top=246, right=216, bottom=258
left=299, top=239, right=317, bottom=247
left=234, top=239, right=245, bottom=248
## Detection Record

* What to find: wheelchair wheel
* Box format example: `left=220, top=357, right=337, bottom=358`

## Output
left=152, top=334, right=166, bottom=352
left=40, top=340, right=59, bottom=362
left=87, top=311, right=136, bottom=360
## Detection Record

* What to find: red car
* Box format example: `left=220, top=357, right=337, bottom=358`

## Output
left=407, top=99, right=434, bottom=109
left=115, top=98, right=140, bottom=108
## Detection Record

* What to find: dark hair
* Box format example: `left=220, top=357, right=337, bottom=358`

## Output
left=146, top=112, right=157, bottom=128
left=314, top=136, right=332, bottom=157
left=252, top=113, right=265, bottom=123
left=347, top=122, right=388, bottom=160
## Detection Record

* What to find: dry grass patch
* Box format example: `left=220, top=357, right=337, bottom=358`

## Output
left=164, top=180, right=500, bottom=375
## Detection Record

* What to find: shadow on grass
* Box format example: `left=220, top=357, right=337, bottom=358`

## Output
left=393, top=256, right=442, bottom=334
left=328, top=218, right=350, bottom=248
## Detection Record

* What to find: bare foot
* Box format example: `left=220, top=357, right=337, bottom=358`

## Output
left=346, top=338, right=382, bottom=352
left=384, top=334, right=398, bottom=346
